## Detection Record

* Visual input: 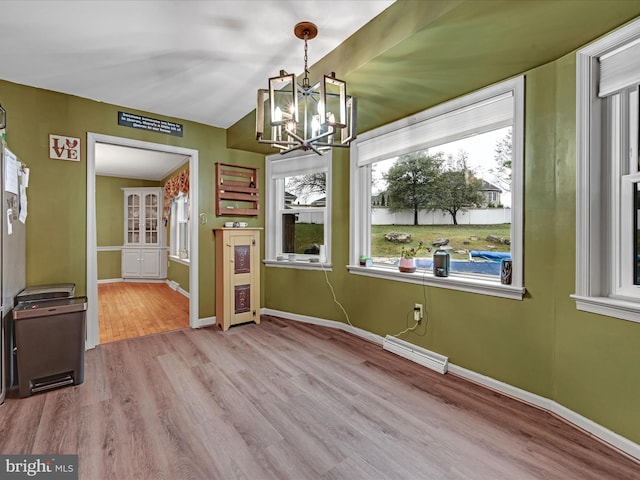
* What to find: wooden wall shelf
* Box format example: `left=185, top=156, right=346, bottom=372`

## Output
left=215, top=163, right=259, bottom=216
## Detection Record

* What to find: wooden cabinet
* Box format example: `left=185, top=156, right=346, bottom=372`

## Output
left=214, top=228, right=261, bottom=331
left=121, top=187, right=166, bottom=280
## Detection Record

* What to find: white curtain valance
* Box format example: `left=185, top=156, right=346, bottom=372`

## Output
left=269, top=152, right=328, bottom=179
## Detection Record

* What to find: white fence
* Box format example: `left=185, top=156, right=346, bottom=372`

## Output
left=294, top=207, right=510, bottom=225
left=371, top=207, right=510, bottom=225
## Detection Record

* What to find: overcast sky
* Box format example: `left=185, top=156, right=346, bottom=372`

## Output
left=372, top=126, right=512, bottom=206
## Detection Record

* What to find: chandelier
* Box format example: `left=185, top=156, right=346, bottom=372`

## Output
left=256, top=22, right=357, bottom=155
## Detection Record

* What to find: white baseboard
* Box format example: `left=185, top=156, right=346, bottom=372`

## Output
left=123, top=278, right=165, bottom=283
left=165, top=279, right=190, bottom=299
left=261, top=308, right=385, bottom=345
left=447, top=364, right=640, bottom=462
left=262, top=308, right=640, bottom=463
left=97, top=278, right=123, bottom=284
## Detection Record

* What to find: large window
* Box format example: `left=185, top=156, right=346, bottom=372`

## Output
left=265, top=151, right=332, bottom=268
left=349, top=77, right=525, bottom=299
left=575, top=18, right=640, bottom=322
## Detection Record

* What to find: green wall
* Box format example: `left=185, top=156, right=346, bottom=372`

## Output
left=168, top=259, right=190, bottom=293
left=96, top=251, right=121, bottom=281
left=2, top=0, right=639, bottom=451
left=262, top=36, right=640, bottom=445
left=96, top=175, right=160, bottom=280
left=0, top=79, right=263, bottom=318
left=96, top=175, right=160, bottom=247
left=94, top=168, right=192, bottom=289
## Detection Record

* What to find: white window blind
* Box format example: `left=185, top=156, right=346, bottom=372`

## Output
left=599, top=37, right=640, bottom=97
left=355, top=91, right=514, bottom=167
left=270, top=153, right=328, bottom=178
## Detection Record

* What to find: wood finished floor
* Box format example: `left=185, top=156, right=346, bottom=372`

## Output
left=1, top=316, right=638, bottom=479
left=98, top=282, right=189, bottom=343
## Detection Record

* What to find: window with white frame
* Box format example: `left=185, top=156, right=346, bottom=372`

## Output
left=575, top=19, right=640, bottom=322
left=265, top=151, right=331, bottom=266
left=349, top=77, right=525, bottom=299
left=169, top=192, right=190, bottom=261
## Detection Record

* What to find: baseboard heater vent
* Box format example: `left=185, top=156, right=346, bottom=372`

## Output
left=382, top=336, right=448, bottom=374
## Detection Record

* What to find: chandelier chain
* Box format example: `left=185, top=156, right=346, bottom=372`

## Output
left=303, top=32, right=310, bottom=89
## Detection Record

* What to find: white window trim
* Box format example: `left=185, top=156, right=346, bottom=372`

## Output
left=349, top=77, right=525, bottom=300
left=169, top=256, right=190, bottom=266
left=616, top=90, right=638, bottom=299
left=574, top=18, right=640, bottom=323
left=169, top=193, right=190, bottom=263
left=264, top=150, right=332, bottom=270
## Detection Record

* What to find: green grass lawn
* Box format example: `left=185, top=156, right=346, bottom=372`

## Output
left=372, top=224, right=511, bottom=260
left=292, top=224, right=324, bottom=253
left=292, top=223, right=511, bottom=260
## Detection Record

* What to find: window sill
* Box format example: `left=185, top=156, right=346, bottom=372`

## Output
left=169, top=255, right=190, bottom=266
left=572, top=294, right=640, bottom=324
left=347, top=264, right=525, bottom=300
left=264, top=259, right=333, bottom=271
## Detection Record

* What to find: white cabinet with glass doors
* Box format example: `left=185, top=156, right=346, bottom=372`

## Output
left=121, top=187, right=167, bottom=279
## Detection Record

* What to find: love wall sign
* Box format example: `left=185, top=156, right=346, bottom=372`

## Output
left=49, top=134, right=81, bottom=161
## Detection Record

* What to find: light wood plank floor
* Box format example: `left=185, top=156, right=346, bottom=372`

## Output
left=98, top=282, right=189, bottom=343
left=1, top=316, right=638, bottom=479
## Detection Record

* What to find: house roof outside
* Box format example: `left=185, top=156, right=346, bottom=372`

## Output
left=478, top=179, right=501, bottom=193
left=284, top=192, right=297, bottom=205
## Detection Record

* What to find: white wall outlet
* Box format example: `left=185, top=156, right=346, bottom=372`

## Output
left=414, top=303, right=423, bottom=321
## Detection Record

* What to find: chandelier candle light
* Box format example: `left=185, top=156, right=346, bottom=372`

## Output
left=256, top=22, right=357, bottom=155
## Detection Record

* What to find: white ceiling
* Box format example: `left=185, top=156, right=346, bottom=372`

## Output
left=94, top=143, right=190, bottom=181
left=0, top=0, right=393, bottom=129
left=0, top=0, right=394, bottom=180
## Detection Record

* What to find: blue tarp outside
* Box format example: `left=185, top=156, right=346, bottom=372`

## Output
left=399, top=258, right=502, bottom=275
left=470, top=250, right=511, bottom=261
left=393, top=251, right=511, bottom=276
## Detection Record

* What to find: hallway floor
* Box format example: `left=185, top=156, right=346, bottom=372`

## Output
left=98, top=282, right=189, bottom=343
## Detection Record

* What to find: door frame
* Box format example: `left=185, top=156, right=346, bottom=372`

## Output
left=86, top=133, right=199, bottom=349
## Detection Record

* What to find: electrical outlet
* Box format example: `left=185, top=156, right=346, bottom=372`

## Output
left=414, top=303, right=423, bottom=322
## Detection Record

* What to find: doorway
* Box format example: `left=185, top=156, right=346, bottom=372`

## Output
left=86, top=133, right=199, bottom=349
